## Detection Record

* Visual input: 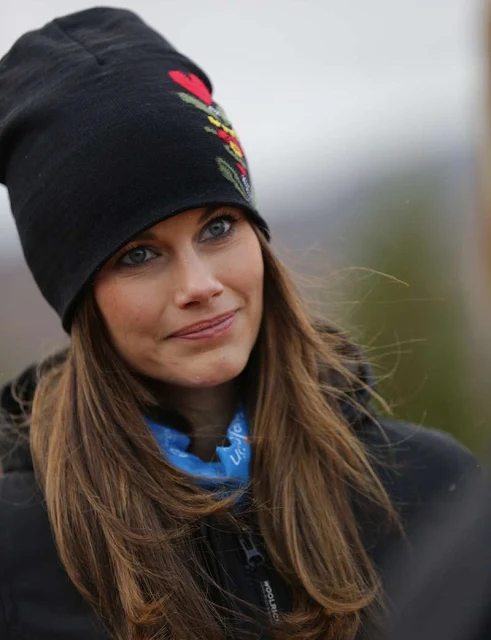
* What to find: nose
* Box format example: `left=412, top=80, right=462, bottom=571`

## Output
left=173, top=250, right=224, bottom=308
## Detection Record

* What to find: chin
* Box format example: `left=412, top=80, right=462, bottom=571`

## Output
left=171, top=351, right=250, bottom=388
left=189, top=361, right=246, bottom=388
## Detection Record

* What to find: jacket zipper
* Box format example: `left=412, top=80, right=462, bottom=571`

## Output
left=238, top=532, right=280, bottom=625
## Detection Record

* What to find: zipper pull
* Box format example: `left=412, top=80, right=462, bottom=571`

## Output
left=239, top=533, right=265, bottom=568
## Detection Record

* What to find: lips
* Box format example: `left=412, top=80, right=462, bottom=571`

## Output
left=169, top=311, right=236, bottom=338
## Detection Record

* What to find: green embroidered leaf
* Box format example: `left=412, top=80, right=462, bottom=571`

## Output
left=204, top=126, right=218, bottom=136
left=177, top=92, right=212, bottom=116
left=224, top=144, right=243, bottom=162
left=216, top=157, right=248, bottom=200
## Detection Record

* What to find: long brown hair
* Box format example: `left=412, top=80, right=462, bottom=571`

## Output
left=30, top=231, right=396, bottom=639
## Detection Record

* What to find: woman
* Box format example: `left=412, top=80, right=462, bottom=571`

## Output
left=0, top=7, right=478, bottom=640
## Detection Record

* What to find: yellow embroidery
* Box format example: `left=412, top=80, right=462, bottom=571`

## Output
left=208, top=115, right=222, bottom=128
left=229, top=141, right=243, bottom=159
left=207, top=116, right=237, bottom=139
left=222, top=124, right=237, bottom=137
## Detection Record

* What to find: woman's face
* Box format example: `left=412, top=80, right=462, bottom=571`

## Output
left=94, top=206, right=264, bottom=388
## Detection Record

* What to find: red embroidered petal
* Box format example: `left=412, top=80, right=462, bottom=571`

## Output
left=168, top=70, right=212, bottom=105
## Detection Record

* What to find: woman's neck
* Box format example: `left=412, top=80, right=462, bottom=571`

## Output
left=163, top=381, right=238, bottom=461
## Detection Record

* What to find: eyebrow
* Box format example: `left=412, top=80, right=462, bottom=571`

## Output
left=133, top=229, right=159, bottom=242
left=198, top=204, right=223, bottom=224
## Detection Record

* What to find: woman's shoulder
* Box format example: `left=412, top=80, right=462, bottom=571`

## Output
left=0, top=470, right=45, bottom=547
left=327, top=329, right=479, bottom=494
left=359, top=415, right=480, bottom=523
left=0, top=468, right=40, bottom=498
left=367, top=416, right=477, bottom=470
left=0, top=470, right=107, bottom=639
left=0, top=471, right=44, bottom=635
left=364, top=416, right=477, bottom=465
left=0, top=470, right=48, bottom=580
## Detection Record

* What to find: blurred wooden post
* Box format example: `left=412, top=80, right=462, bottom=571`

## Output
left=469, top=0, right=491, bottom=364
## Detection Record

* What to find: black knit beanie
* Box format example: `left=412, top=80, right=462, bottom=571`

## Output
left=0, top=7, right=268, bottom=331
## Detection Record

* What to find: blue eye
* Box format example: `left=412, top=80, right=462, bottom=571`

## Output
left=119, top=246, right=158, bottom=267
left=201, top=214, right=237, bottom=241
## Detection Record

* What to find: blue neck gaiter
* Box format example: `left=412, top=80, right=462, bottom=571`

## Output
left=146, top=405, right=251, bottom=488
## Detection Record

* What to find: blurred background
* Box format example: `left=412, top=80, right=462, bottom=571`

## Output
left=1, top=0, right=489, bottom=452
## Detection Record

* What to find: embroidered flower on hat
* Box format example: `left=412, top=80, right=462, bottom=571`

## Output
left=169, top=70, right=253, bottom=203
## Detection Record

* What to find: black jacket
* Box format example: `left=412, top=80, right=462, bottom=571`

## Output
left=387, top=470, right=491, bottom=640
left=0, top=356, right=479, bottom=640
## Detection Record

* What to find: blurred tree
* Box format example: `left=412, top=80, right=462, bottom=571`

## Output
left=337, top=176, right=489, bottom=453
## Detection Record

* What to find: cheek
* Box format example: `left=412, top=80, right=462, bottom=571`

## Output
left=94, top=279, right=162, bottom=343
left=225, top=233, right=264, bottom=306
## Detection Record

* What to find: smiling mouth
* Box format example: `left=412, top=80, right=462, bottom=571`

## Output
left=169, top=311, right=237, bottom=340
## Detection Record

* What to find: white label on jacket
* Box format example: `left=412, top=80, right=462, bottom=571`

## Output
left=260, top=580, right=280, bottom=623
